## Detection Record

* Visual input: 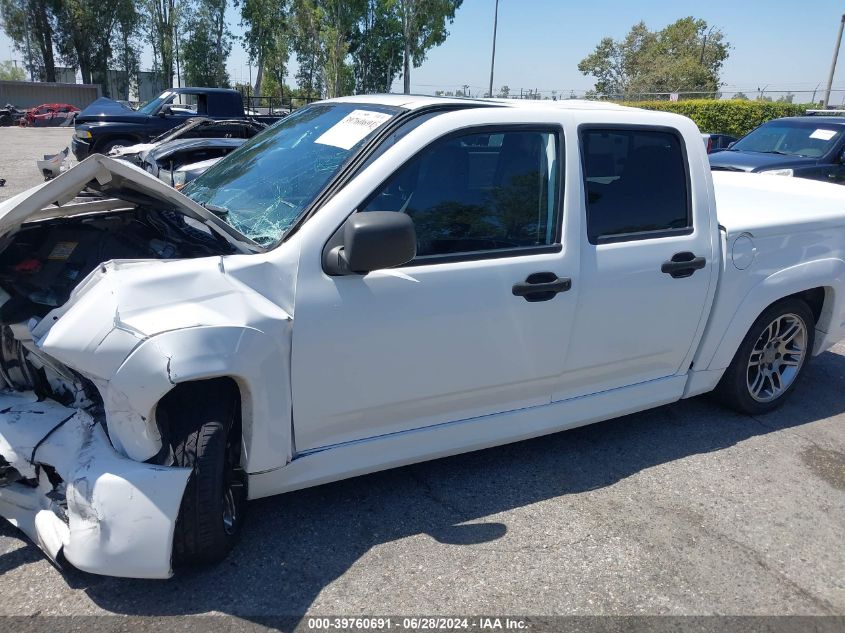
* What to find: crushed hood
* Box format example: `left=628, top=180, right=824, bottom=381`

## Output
left=0, top=154, right=259, bottom=251
left=111, top=142, right=155, bottom=159
left=145, top=137, right=245, bottom=163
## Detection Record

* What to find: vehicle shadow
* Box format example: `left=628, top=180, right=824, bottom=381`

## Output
left=3, top=348, right=844, bottom=619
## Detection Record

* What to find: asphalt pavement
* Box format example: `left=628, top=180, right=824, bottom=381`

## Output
left=0, top=127, right=842, bottom=625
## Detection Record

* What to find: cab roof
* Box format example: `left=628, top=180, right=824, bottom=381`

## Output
left=325, top=93, right=635, bottom=112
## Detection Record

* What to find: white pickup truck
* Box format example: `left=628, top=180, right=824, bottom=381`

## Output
left=1, top=95, right=844, bottom=579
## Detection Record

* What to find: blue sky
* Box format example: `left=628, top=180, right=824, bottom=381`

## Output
left=3, top=0, right=845, bottom=101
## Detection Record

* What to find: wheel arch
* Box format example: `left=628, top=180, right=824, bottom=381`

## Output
left=92, top=132, right=142, bottom=153
left=109, top=325, right=293, bottom=474
left=156, top=376, right=244, bottom=458
left=701, top=258, right=845, bottom=373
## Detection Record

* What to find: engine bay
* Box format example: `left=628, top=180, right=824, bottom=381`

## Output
left=0, top=204, right=238, bottom=325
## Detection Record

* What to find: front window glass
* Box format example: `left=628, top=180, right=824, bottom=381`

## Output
left=136, top=91, right=174, bottom=115
left=183, top=103, right=400, bottom=245
left=732, top=122, right=842, bottom=157
left=362, top=129, right=560, bottom=257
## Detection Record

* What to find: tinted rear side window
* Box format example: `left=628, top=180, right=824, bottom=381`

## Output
left=581, top=128, right=690, bottom=244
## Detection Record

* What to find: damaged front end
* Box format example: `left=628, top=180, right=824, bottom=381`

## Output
left=0, top=155, right=259, bottom=578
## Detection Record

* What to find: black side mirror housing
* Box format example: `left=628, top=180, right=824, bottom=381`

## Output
left=325, top=212, right=417, bottom=275
left=159, top=105, right=172, bottom=117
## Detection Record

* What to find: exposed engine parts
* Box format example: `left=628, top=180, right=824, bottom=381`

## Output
left=0, top=205, right=238, bottom=325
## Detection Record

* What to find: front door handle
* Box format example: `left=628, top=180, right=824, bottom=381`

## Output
left=661, top=252, right=706, bottom=279
left=512, top=272, right=572, bottom=302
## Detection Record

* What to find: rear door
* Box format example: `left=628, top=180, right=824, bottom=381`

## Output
left=554, top=123, right=716, bottom=401
left=290, top=109, right=580, bottom=451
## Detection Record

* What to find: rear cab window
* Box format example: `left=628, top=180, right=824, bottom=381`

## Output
left=580, top=127, right=691, bottom=244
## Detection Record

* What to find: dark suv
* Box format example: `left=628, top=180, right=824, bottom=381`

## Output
left=709, top=116, right=845, bottom=184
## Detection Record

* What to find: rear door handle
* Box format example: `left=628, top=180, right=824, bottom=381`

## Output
left=661, top=252, right=706, bottom=279
left=512, top=272, right=572, bottom=302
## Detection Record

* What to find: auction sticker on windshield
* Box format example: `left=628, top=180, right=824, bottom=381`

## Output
left=315, top=110, right=393, bottom=150
left=810, top=128, right=837, bottom=141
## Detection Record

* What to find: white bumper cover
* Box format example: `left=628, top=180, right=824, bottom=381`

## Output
left=0, top=390, right=190, bottom=578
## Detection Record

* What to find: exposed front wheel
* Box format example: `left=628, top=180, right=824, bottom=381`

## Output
left=165, top=381, right=246, bottom=567
left=715, top=298, right=814, bottom=415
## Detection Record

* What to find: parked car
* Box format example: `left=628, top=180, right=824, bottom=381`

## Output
left=709, top=116, right=845, bottom=182
left=109, top=116, right=267, bottom=165
left=0, top=103, right=26, bottom=127
left=170, top=156, right=225, bottom=189
left=22, top=103, right=79, bottom=127
left=2, top=96, right=845, bottom=579
left=701, top=132, right=737, bottom=153
left=71, top=88, right=280, bottom=160
left=140, top=137, right=246, bottom=185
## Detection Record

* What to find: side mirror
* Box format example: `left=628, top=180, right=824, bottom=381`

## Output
left=727, top=141, right=736, bottom=149
left=159, top=104, right=173, bottom=117
left=325, top=212, right=417, bottom=275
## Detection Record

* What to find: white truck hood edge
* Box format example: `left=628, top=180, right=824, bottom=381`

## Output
left=0, top=154, right=258, bottom=251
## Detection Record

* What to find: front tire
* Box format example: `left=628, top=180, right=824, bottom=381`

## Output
left=97, top=137, right=135, bottom=155
left=715, top=298, right=814, bottom=415
left=167, top=383, right=246, bottom=566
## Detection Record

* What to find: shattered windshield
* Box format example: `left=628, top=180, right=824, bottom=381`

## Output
left=183, top=103, right=401, bottom=245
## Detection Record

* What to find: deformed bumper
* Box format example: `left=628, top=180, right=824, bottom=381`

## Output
left=0, top=391, right=190, bottom=578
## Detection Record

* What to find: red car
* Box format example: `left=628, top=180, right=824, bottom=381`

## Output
left=21, top=103, right=80, bottom=127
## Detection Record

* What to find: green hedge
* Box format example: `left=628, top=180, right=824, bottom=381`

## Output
left=617, top=99, right=812, bottom=137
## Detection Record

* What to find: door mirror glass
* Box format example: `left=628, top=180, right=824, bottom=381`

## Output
left=325, top=211, right=417, bottom=275
left=159, top=104, right=172, bottom=117
left=727, top=141, right=736, bottom=149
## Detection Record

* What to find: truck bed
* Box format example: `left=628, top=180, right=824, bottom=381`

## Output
left=713, top=170, right=845, bottom=237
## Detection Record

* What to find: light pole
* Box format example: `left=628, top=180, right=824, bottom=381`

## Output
left=823, top=14, right=845, bottom=108
left=488, top=0, right=499, bottom=98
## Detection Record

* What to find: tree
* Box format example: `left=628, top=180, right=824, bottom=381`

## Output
left=144, top=0, right=180, bottom=88
left=183, top=0, right=231, bottom=86
left=240, top=0, right=290, bottom=97
left=732, top=91, right=749, bottom=100
left=113, top=0, right=142, bottom=100
left=351, top=0, right=402, bottom=93
left=317, top=0, right=363, bottom=98
left=496, top=84, right=509, bottom=98
left=54, top=0, right=123, bottom=90
left=392, top=0, right=463, bottom=94
left=0, top=0, right=60, bottom=81
left=291, top=0, right=323, bottom=98
left=0, top=60, right=25, bottom=80
left=578, top=17, right=730, bottom=99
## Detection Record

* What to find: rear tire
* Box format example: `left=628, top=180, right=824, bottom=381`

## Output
left=167, top=382, right=246, bottom=566
left=714, top=298, right=814, bottom=415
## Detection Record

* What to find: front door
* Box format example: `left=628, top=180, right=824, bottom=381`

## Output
left=291, top=121, right=580, bottom=451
